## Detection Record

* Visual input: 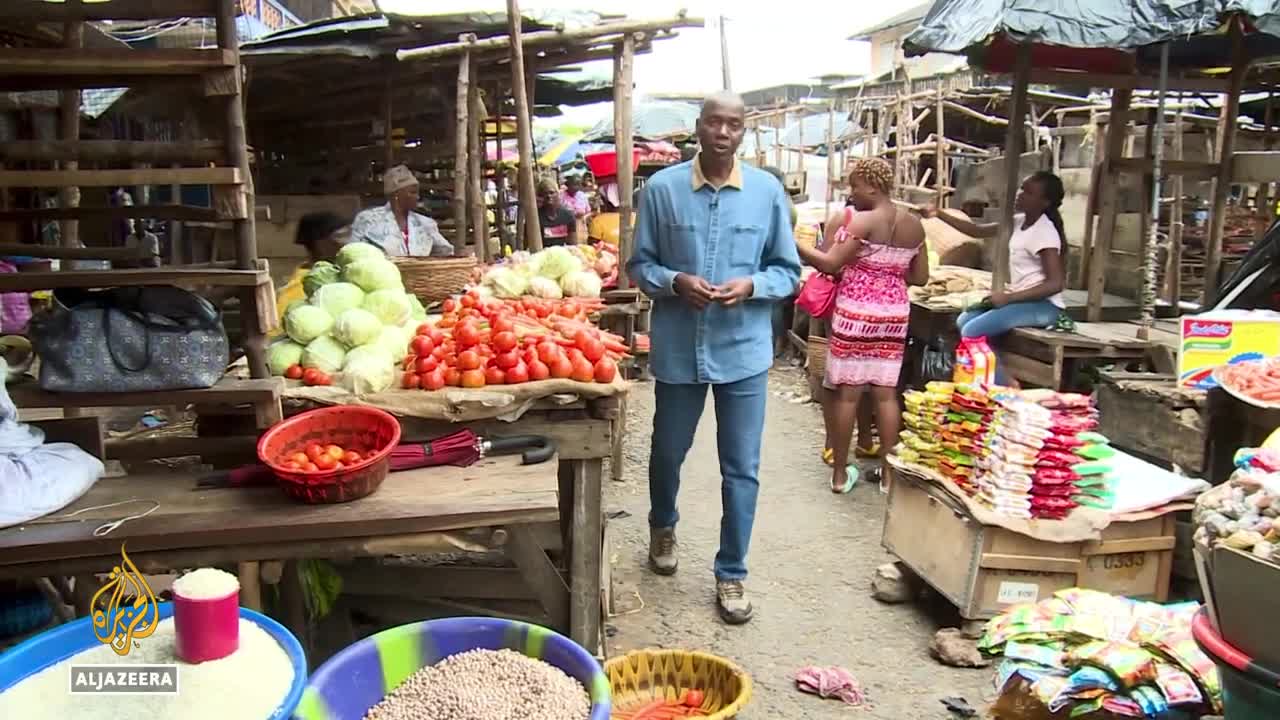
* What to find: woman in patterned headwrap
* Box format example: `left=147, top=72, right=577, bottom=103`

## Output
left=796, top=158, right=930, bottom=494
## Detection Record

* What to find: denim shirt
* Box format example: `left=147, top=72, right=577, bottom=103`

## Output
left=627, top=159, right=801, bottom=385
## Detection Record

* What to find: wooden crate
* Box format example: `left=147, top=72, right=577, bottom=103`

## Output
left=882, top=468, right=1175, bottom=620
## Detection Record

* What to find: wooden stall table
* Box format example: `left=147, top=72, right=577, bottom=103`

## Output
left=0, top=454, right=584, bottom=646
left=280, top=377, right=626, bottom=651
left=1002, top=324, right=1152, bottom=390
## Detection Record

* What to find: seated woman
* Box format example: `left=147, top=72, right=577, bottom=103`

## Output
left=919, top=171, right=1067, bottom=384
left=274, top=211, right=350, bottom=328
left=351, top=164, right=453, bottom=257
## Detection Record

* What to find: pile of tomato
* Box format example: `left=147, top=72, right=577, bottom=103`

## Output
left=282, top=365, right=334, bottom=386
left=279, top=442, right=367, bottom=473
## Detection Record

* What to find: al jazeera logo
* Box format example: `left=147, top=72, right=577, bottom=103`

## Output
left=69, top=544, right=178, bottom=695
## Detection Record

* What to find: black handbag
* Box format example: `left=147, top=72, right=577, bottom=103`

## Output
left=30, top=286, right=229, bottom=393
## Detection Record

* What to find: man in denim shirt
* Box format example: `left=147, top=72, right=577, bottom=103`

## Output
left=627, top=92, right=801, bottom=624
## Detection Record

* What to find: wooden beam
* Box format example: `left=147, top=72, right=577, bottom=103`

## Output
left=1028, top=68, right=1231, bottom=94
left=396, top=14, right=701, bottom=61
left=0, top=243, right=154, bottom=262
left=614, top=34, right=635, bottom=287
left=1111, top=157, right=1216, bottom=178
left=0, top=267, right=269, bottom=293
left=508, top=0, right=542, bottom=251
left=0, top=205, right=217, bottom=222
left=1086, top=89, right=1134, bottom=321
left=1165, top=106, right=1185, bottom=305
left=0, top=0, right=218, bottom=21
left=1205, top=21, right=1249, bottom=305
left=935, top=88, right=946, bottom=207
left=0, top=140, right=226, bottom=164
left=453, top=50, right=471, bottom=254
left=992, top=45, right=1032, bottom=292
left=59, top=5, right=83, bottom=249
left=469, top=86, right=489, bottom=261
left=0, top=167, right=241, bottom=188
left=0, top=49, right=234, bottom=77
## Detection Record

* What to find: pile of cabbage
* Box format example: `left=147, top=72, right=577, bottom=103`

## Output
left=268, top=243, right=428, bottom=394
left=480, top=245, right=608, bottom=300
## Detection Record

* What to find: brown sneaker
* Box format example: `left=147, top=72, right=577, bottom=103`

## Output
left=648, top=527, right=678, bottom=576
left=716, top=580, right=754, bottom=625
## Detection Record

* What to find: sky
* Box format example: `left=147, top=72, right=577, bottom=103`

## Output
left=379, top=0, right=930, bottom=126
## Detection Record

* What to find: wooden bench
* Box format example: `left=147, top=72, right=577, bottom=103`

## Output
left=1002, top=324, right=1153, bottom=390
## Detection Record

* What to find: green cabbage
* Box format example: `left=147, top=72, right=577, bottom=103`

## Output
left=333, top=307, right=382, bottom=347
left=560, top=270, right=603, bottom=298
left=372, top=324, right=411, bottom=362
left=532, top=246, right=582, bottom=280
left=284, top=299, right=307, bottom=316
left=407, top=293, right=427, bottom=321
left=310, top=282, right=365, bottom=317
left=301, top=335, right=346, bottom=373
left=484, top=266, right=528, bottom=299
left=344, top=257, right=404, bottom=292
left=302, top=261, right=341, bottom=297
left=527, top=275, right=563, bottom=299
left=363, top=288, right=411, bottom=326
left=342, top=345, right=396, bottom=395
left=284, top=304, right=334, bottom=344
left=335, top=242, right=385, bottom=268
left=267, top=340, right=305, bottom=376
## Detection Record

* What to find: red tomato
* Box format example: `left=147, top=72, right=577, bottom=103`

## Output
left=574, top=329, right=594, bottom=347
left=431, top=346, right=447, bottom=361
left=570, top=356, right=595, bottom=383
left=593, top=358, right=618, bottom=383
left=460, top=294, right=477, bottom=309
left=428, top=328, right=446, bottom=345
left=343, top=450, right=363, bottom=465
left=437, top=314, right=457, bottom=329
left=415, top=323, right=433, bottom=336
left=506, top=362, right=530, bottom=384
left=442, top=298, right=458, bottom=313
left=581, top=338, right=606, bottom=363
left=290, top=452, right=309, bottom=466
left=549, top=355, right=574, bottom=379
left=283, top=460, right=302, bottom=470
left=460, top=368, right=486, bottom=388
left=455, top=322, right=482, bottom=348
left=315, top=453, right=337, bottom=471
left=410, top=335, right=435, bottom=357
left=303, top=462, right=319, bottom=472
left=491, top=316, right=516, bottom=335
left=523, top=335, right=540, bottom=347
left=561, top=301, right=580, bottom=317
left=402, top=371, right=421, bottom=389
left=492, top=331, right=518, bottom=353
left=485, top=366, right=506, bottom=385
left=444, top=367, right=462, bottom=387
left=284, top=364, right=303, bottom=380
left=537, top=341, right=562, bottom=365
left=567, top=348, right=586, bottom=364
left=522, top=348, right=538, bottom=366
left=494, top=350, right=520, bottom=369
left=403, top=356, right=416, bottom=371
left=305, top=443, right=326, bottom=462
left=476, top=343, right=494, bottom=358
left=415, top=356, right=438, bottom=374
left=422, top=368, right=446, bottom=390
left=314, top=372, right=333, bottom=386
left=326, top=445, right=344, bottom=460
left=303, top=368, right=321, bottom=385
left=528, top=359, right=551, bottom=381
left=457, top=350, right=482, bottom=371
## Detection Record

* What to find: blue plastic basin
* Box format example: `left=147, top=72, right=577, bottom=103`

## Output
left=0, top=602, right=307, bottom=719
left=295, top=617, right=610, bottom=720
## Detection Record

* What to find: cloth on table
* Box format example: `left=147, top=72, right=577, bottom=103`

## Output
left=0, top=358, right=104, bottom=529
left=794, top=665, right=867, bottom=706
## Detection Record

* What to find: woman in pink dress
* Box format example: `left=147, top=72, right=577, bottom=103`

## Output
left=796, top=158, right=929, bottom=493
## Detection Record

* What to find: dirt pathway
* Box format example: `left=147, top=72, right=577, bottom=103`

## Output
left=606, top=369, right=992, bottom=719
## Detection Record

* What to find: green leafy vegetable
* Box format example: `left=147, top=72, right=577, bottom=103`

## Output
left=344, top=257, right=404, bottom=292
left=302, top=261, right=341, bottom=297
left=301, top=335, right=347, bottom=373
left=333, top=307, right=382, bottom=347
left=310, top=282, right=365, bottom=317
left=284, top=304, right=334, bottom=344
left=362, top=288, right=411, bottom=326
left=335, top=242, right=385, bottom=268
left=267, top=341, right=305, bottom=376
left=342, top=344, right=396, bottom=395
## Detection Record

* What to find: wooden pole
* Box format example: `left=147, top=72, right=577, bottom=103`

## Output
left=1086, top=88, right=1133, bottom=321
left=614, top=34, right=635, bottom=287
left=1139, top=43, right=1170, bottom=340
left=396, top=13, right=702, bottom=61
left=1165, top=104, right=1185, bottom=306
left=754, top=125, right=764, bottom=168
left=506, top=0, right=542, bottom=251
left=935, top=88, right=946, bottom=208
left=453, top=51, right=470, bottom=254
left=1204, top=20, right=1248, bottom=305
left=718, top=15, right=732, bottom=91
left=1077, top=110, right=1103, bottom=286
left=495, top=105, right=512, bottom=250
left=58, top=0, right=82, bottom=248
left=994, top=43, right=1032, bottom=293
left=825, top=99, right=835, bottom=218
left=469, top=85, right=489, bottom=261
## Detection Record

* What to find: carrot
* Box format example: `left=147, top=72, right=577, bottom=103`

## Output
left=624, top=699, right=667, bottom=720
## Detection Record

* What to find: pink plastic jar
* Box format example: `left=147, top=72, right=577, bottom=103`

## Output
left=172, top=569, right=240, bottom=664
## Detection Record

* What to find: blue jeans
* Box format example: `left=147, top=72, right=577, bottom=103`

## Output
left=956, top=300, right=1061, bottom=384
left=649, top=371, right=768, bottom=581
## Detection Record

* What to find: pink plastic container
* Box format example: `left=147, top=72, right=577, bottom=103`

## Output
left=173, top=587, right=240, bottom=663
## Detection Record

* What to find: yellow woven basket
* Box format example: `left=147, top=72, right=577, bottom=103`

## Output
left=605, top=649, right=752, bottom=719
left=393, top=255, right=477, bottom=304
left=807, top=334, right=828, bottom=380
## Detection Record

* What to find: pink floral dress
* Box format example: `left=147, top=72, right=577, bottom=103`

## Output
left=825, top=217, right=920, bottom=388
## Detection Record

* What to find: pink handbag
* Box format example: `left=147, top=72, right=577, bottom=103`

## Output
left=794, top=208, right=852, bottom=319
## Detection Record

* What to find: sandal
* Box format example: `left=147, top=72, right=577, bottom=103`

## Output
left=832, top=466, right=858, bottom=494
left=855, top=443, right=881, bottom=459
left=822, top=447, right=834, bottom=466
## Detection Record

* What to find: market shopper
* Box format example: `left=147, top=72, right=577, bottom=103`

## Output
left=796, top=158, right=928, bottom=494
left=538, top=176, right=580, bottom=247
left=918, top=171, right=1067, bottom=384
left=274, top=211, right=352, bottom=324
left=562, top=172, right=591, bottom=218
left=627, top=91, right=801, bottom=625
left=351, top=164, right=453, bottom=257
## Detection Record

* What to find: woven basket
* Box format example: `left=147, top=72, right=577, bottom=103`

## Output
left=393, top=256, right=477, bottom=304
left=605, top=649, right=751, bottom=719
left=807, top=335, right=828, bottom=379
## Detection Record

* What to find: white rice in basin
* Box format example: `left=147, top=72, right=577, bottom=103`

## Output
left=173, top=568, right=240, bottom=600
left=0, top=618, right=294, bottom=720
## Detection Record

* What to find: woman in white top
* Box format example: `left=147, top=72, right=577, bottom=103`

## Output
left=919, top=171, right=1067, bottom=380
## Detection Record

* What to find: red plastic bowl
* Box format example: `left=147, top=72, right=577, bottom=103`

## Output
left=585, top=150, right=641, bottom=179
left=257, top=406, right=402, bottom=504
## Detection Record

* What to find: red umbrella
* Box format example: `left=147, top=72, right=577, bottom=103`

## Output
left=389, top=429, right=480, bottom=471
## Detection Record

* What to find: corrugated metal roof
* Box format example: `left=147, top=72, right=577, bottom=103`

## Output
left=848, top=3, right=933, bottom=41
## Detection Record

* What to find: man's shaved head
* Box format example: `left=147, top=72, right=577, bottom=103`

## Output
left=702, top=91, right=745, bottom=118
